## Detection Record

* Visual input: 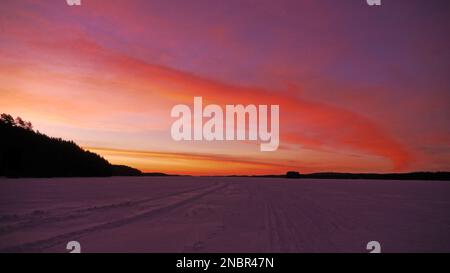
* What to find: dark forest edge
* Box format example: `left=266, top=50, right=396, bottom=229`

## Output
left=1, top=113, right=449, bottom=180
left=0, top=113, right=141, bottom=178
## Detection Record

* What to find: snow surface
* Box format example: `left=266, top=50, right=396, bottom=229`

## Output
left=0, top=177, right=449, bottom=252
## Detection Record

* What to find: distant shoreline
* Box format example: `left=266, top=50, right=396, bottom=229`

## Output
left=2, top=171, right=449, bottom=181
left=144, top=171, right=450, bottom=181
left=217, top=171, right=450, bottom=181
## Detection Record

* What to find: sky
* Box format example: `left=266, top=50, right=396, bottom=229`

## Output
left=1, top=0, right=449, bottom=175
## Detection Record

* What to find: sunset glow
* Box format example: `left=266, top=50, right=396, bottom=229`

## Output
left=1, top=0, right=449, bottom=175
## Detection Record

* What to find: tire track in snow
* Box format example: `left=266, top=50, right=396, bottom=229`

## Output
left=0, top=183, right=228, bottom=253
left=0, top=183, right=218, bottom=235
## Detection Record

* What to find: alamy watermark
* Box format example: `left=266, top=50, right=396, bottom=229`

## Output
left=170, top=97, right=280, bottom=152
left=66, top=241, right=81, bottom=253
left=366, top=0, right=382, bottom=6
left=366, top=241, right=382, bottom=253
left=66, top=0, right=81, bottom=6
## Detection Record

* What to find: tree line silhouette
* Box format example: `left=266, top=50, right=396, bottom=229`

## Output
left=0, top=113, right=141, bottom=178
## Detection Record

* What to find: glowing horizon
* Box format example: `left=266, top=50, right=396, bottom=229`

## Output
left=1, top=0, right=449, bottom=175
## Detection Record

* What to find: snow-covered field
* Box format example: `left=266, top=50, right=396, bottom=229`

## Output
left=0, top=177, right=449, bottom=253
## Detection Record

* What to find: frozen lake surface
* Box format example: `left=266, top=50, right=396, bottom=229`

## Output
left=0, top=177, right=449, bottom=253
